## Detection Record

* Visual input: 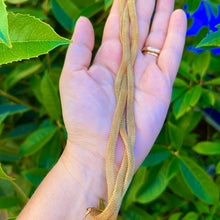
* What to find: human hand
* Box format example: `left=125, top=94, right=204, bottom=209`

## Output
left=59, top=0, right=187, bottom=203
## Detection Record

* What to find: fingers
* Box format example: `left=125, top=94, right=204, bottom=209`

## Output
left=62, top=17, right=95, bottom=72
left=102, top=0, right=156, bottom=45
left=92, top=0, right=122, bottom=75
left=93, top=0, right=156, bottom=75
left=158, top=9, right=187, bottom=84
left=136, top=0, right=155, bottom=49
left=102, top=0, right=155, bottom=48
left=143, top=0, right=175, bottom=62
left=102, top=0, right=120, bottom=43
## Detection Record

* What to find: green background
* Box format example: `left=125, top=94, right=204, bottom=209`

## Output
left=0, top=0, right=220, bottom=219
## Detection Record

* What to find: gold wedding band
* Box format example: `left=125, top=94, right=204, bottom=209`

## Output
left=142, top=46, right=161, bottom=57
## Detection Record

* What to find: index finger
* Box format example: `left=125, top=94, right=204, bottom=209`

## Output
left=102, top=0, right=120, bottom=43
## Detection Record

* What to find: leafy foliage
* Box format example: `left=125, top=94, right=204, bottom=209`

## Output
left=0, top=13, right=70, bottom=65
left=0, top=0, right=11, bottom=47
left=197, top=24, right=220, bottom=49
left=179, top=156, right=219, bottom=204
left=0, top=164, right=15, bottom=180
left=0, top=0, right=219, bottom=219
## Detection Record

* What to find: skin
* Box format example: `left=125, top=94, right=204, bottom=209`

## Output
left=17, top=0, right=187, bottom=219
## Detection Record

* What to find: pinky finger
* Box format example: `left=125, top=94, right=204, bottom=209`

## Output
left=158, top=9, right=187, bottom=84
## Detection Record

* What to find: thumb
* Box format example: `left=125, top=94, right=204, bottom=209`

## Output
left=63, top=17, right=95, bottom=72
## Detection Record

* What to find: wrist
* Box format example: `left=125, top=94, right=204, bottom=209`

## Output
left=59, top=141, right=108, bottom=205
left=18, top=150, right=103, bottom=220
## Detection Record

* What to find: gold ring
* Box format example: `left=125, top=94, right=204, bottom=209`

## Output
left=142, top=46, right=160, bottom=57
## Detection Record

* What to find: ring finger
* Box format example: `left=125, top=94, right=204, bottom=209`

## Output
left=143, top=0, right=175, bottom=62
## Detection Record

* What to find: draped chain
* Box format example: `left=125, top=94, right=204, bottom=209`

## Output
left=85, top=0, right=138, bottom=219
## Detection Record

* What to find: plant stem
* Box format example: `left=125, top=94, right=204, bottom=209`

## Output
left=46, top=53, right=51, bottom=72
left=56, top=120, right=65, bottom=129
left=0, top=90, right=40, bottom=112
left=10, top=180, right=29, bottom=204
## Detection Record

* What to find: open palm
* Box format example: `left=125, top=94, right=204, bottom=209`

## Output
left=59, top=0, right=187, bottom=199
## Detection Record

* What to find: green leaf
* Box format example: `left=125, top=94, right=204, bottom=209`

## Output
left=51, top=0, right=73, bottom=31
left=184, top=85, right=202, bottom=107
left=193, top=51, right=211, bottom=78
left=182, top=212, right=199, bottom=220
left=6, top=0, right=28, bottom=4
left=122, top=205, right=156, bottom=220
left=209, top=54, right=220, bottom=72
left=47, top=67, right=62, bottom=90
left=173, top=94, right=188, bottom=119
left=0, top=0, right=11, bottom=47
left=38, top=131, right=62, bottom=169
left=8, top=121, right=39, bottom=138
left=0, top=196, right=20, bottom=208
left=0, top=112, right=9, bottom=125
left=71, top=0, right=95, bottom=7
left=0, top=123, right=4, bottom=136
left=208, top=1, right=219, bottom=18
left=168, top=122, right=184, bottom=149
left=205, top=77, right=220, bottom=85
left=0, top=13, right=71, bottom=65
left=0, top=147, right=21, bottom=162
left=5, top=217, right=16, bottom=220
left=179, top=156, right=219, bottom=204
left=22, top=168, right=49, bottom=187
left=171, top=87, right=186, bottom=103
left=121, top=167, right=148, bottom=210
left=175, top=110, right=202, bottom=133
left=178, top=60, right=197, bottom=82
left=210, top=204, right=220, bottom=217
left=197, top=24, right=220, bottom=49
left=51, top=0, right=79, bottom=31
left=30, top=75, right=43, bottom=104
left=9, top=8, right=47, bottom=19
left=136, top=161, right=171, bottom=203
left=105, top=0, right=113, bottom=10
left=141, top=145, right=171, bottom=167
left=41, top=73, right=61, bottom=121
left=166, top=158, right=179, bottom=180
left=173, top=77, right=188, bottom=87
left=193, top=141, right=220, bottom=155
left=192, top=26, right=210, bottom=46
left=141, top=152, right=171, bottom=167
left=187, top=0, right=201, bottom=14
left=0, top=142, right=21, bottom=162
left=213, top=91, right=220, bottom=113
left=194, top=201, right=210, bottom=214
left=0, top=178, right=15, bottom=196
left=4, top=60, right=43, bottom=90
left=201, top=89, right=215, bottom=108
left=209, top=0, right=220, bottom=5
left=19, top=125, right=57, bottom=156
left=0, top=163, right=15, bottom=180
left=216, top=162, right=220, bottom=175
left=173, top=85, right=202, bottom=119
left=0, top=104, right=29, bottom=115
left=79, top=2, right=104, bottom=18
left=55, top=0, right=80, bottom=20
left=168, top=212, right=183, bottom=220
left=168, top=171, right=199, bottom=200
left=160, top=192, right=186, bottom=210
